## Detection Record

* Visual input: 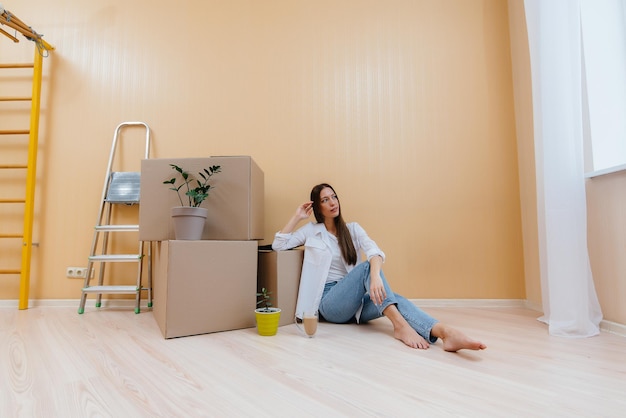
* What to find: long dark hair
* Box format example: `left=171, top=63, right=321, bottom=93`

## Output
left=310, top=183, right=357, bottom=265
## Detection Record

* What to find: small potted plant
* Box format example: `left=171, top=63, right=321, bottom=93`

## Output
left=163, top=163, right=221, bottom=240
left=255, top=287, right=281, bottom=336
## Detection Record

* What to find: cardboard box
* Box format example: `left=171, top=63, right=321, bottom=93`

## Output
left=139, top=156, right=264, bottom=241
left=153, top=240, right=258, bottom=338
left=257, top=248, right=304, bottom=326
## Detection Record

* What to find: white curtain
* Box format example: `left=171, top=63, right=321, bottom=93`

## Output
left=523, top=0, right=602, bottom=337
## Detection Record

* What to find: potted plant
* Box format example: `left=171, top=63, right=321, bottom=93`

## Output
left=255, top=287, right=281, bottom=336
left=163, top=163, right=221, bottom=240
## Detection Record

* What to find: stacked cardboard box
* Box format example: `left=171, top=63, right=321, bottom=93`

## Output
left=140, top=156, right=264, bottom=242
left=257, top=247, right=304, bottom=327
left=140, top=156, right=263, bottom=338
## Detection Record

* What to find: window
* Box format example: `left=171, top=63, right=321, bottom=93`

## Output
left=581, top=0, right=626, bottom=177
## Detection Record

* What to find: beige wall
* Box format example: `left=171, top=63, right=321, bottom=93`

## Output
left=587, top=173, right=626, bottom=325
left=507, top=0, right=541, bottom=309
left=1, top=0, right=526, bottom=303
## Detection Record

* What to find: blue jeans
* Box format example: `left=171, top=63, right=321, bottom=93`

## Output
left=319, top=261, right=439, bottom=343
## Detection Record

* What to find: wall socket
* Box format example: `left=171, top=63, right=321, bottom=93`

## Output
left=66, top=267, right=92, bottom=279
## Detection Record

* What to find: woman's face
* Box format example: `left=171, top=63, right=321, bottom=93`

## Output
left=318, top=187, right=340, bottom=220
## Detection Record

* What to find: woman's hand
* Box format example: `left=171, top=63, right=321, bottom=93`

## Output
left=370, top=272, right=387, bottom=305
left=368, top=256, right=386, bottom=305
left=295, top=201, right=313, bottom=221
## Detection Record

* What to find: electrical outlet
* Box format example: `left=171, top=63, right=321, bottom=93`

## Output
left=66, top=267, right=91, bottom=279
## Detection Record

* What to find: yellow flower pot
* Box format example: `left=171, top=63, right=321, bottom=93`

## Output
left=255, top=308, right=281, bottom=336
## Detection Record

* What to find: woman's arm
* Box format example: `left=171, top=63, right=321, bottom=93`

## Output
left=348, top=223, right=387, bottom=305
left=278, top=201, right=313, bottom=234
left=350, top=223, right=386, bottom=262
left=271, top=201, right=314, bottom=251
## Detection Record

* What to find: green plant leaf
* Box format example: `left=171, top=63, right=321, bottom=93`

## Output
left=164, top=164, right=221, bottom=207
left=256, top=287, right=273, bottom=310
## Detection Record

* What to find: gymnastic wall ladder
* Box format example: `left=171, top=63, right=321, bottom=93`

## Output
left=0, top=16, right=54, bottom=309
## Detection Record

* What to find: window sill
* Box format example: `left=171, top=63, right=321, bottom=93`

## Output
left=585, top=163, right=626, bottom=179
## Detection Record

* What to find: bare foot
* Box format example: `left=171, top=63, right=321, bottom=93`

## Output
left=438, top=326, right=486, bottom=352
left=394, top=324, right=430, bottom=349
left=382, top=304, right=430, bottom=349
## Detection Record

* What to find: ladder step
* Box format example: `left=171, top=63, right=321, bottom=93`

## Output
left=82, top=285, right=138, bottom=294
left=0, top=97, right=31, bottom=101
left=0, top=269, right=21, bottom=275
left=0, top=164, right=27, bottom=169
left=105, top=172, right=141, bottom=203
left=95, top=225, right=139, bottom=232
left=0, top=198, right=26, bottom=203
left=89, top=254, right=142, bottom=262
left=0, top=63, right=35, bottom=69
left=0, top=233, right=22, bottom=238
left=0, top=129, right=30, bottom=135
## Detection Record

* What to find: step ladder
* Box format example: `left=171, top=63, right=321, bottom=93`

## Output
left=0, top=42, right=53, bottom=309
left=78, top=122, right=152, bottom=314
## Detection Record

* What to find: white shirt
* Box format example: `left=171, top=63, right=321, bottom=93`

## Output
left=272, top=221, right=385, bottom=319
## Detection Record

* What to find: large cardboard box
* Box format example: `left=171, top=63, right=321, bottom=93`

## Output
left=153, top=240, right=258, bottom=338
left=257, top=248, right=304, bottom=327
left=139, top=156, right=264, bottom=241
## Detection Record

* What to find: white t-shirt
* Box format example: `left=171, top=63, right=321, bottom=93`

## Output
left=326, top=232, right=348, bottom=283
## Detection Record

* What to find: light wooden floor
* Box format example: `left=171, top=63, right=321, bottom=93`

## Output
left=1, top=305, right=625, bottom=417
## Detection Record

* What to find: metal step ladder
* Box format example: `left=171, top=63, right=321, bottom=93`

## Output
left=78, top=122, right=152, bottom=314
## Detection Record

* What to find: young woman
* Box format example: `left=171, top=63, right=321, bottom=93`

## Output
left=272, top=183, right=486, bottom=352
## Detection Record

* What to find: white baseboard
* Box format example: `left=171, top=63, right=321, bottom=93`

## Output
left=600, top=319, right=626, bottom=337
